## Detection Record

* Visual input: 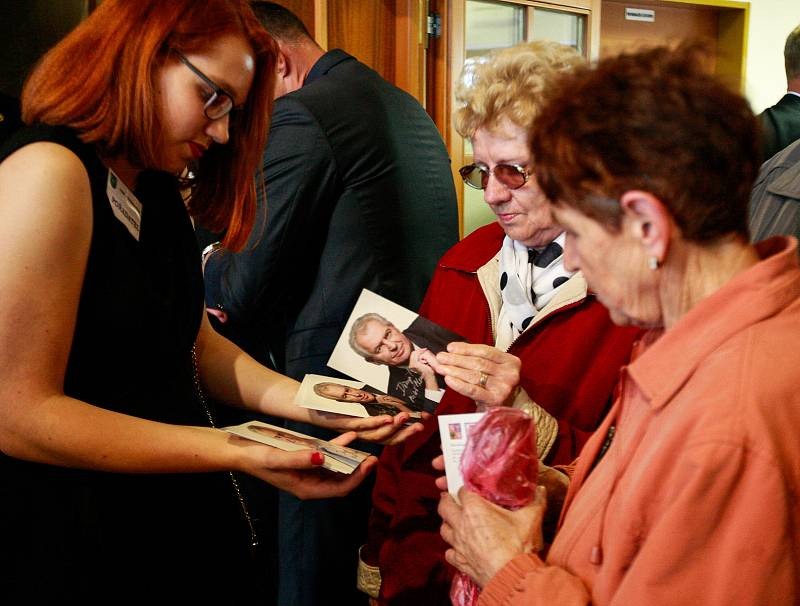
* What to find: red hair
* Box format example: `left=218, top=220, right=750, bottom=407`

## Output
left=21, top=0, right=276, bottom=251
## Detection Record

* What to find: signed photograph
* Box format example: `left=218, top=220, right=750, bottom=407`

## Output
left=328, top=289, right=465, bottom=412
left=295, top=374, right=424, bottom=417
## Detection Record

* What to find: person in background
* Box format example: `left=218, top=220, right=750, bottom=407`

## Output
left=749, top=137, right=800, bottom=242
left=439, top=42, right=800, bottom=606
left=0, top=1, right=413, bottom=601
left=198, top=3, right=457, bottom=604
left=759, top=23, right=800, bottom=161
left=358, top=41, right=640, bottom=606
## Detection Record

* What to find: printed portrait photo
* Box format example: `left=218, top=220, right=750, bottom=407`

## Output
left=328, top=289, right=465, bottom=413
left=295, top=374, right=423, bottom=418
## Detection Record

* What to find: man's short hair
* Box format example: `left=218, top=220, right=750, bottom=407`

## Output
left=348, top=313, right=391, bottom=359
left=250, top=1, right=312, bottom=43
left=785, top=24, right=800, bottom=81
left=313, top=382, right=343, bottom=400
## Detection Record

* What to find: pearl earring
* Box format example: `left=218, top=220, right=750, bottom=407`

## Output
left=648, top=256, right=660, bottom=271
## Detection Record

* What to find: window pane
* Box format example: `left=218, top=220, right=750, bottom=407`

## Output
left=465, top=0, right=525, bottom=58
left=463, top=184, right=498, bottom=238
left=463, top=1, right=525, bottom=237
left=531, top=8, right=585, bottom=54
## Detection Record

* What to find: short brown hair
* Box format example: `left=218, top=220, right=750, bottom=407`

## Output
left=531, top=42, right=760, bottom=242
left=250, top=1, right=314, bottom=44
left=22, top=0, right=276, bottom=251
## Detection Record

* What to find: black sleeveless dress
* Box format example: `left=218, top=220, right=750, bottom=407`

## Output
left=0, top=126, right=257, bottom=601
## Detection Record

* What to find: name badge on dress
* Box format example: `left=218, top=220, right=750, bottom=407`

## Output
left=106, top=169, right=142, bottom=241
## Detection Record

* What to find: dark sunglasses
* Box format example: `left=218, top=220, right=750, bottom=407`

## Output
left=174, top=50, right=235, bottom=120
left=459, top=162, right=530, bottom=190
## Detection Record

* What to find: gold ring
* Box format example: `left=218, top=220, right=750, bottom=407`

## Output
left=478, top=371, right=489, bottom=388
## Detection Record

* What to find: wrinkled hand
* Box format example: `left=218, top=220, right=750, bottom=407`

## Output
left=409, top=348, right=440, bottom=390
left=438, top=486, right=547, bottom=587
left=309, top=409, right=428, bottom=445
left=432, top=453, right=448, bottom=492
left=433, top=343, right=520, bottom=408
left=237, top=431, right=378, bottom=499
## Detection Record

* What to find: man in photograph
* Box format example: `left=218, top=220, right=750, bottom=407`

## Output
left=348, top=313, right=463, bottom=409
left=312, top=382, right=419, bottom=415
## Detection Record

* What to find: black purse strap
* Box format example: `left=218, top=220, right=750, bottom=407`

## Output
left=191, top=345, right=260, bottom=552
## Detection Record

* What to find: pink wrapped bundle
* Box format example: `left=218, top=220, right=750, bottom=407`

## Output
left=450, top=407, right=538, bottom=606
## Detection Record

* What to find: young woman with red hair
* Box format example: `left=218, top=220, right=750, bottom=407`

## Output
left=0, top=0, right=418, bottom=599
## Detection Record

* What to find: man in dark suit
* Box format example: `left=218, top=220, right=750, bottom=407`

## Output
left=199, top=4, right=458, bottom=605
left=760, top=24, right=800, bottom=161
left=348, top=313, right=463, bottom=410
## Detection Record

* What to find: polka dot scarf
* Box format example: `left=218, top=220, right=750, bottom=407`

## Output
left=496, top=232, right=573, bottom=350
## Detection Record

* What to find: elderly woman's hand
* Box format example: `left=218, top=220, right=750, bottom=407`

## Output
left=432, top=453, right=448, bottom=491
left=438, top=485, right=547, bottom=587
left=432, top=342, right=521, bottom=408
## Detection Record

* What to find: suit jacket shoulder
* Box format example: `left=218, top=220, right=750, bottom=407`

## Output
left=759, top=94, right=800, bottom=160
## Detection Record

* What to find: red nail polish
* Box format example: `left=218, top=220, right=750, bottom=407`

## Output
left=311, top=452, right=324, bottom=465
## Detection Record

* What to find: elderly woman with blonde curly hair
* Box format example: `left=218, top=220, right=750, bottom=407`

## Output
left=356, top=41, right=641, bottom=606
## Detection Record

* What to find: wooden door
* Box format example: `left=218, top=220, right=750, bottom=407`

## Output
left=600, top=0, right=748, bottom=92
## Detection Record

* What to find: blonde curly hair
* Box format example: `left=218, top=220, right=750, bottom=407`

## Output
left=454, top=40, right=585, bottom=138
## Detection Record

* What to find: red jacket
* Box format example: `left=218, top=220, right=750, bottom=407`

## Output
left=362, top=223, right=640, bottom=605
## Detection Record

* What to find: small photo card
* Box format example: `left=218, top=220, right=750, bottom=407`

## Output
left=222, top=420, right=370, bottom=475
left=438, top=412, right=485, bottom=500
left=295, top=374, right=422, bottom=419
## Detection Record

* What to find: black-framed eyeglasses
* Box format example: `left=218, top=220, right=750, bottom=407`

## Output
left=174, top=50, right=235, bottom=120
left=459, top=162, right=530, bottom=190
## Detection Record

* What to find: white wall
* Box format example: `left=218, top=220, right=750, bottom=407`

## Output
left=740, top=0, right=800, bottom=113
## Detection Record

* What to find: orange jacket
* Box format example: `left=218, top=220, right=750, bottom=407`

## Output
left=480, top=237, right=800, bottom=606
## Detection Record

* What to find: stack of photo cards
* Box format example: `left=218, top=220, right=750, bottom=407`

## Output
left=326, top=289, right=466, bottom=414
left=295, top=374, right=423, bottom=420
left=438, top=412, right=486, bottom=500
left=223, top=420, right=370, bottom=475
